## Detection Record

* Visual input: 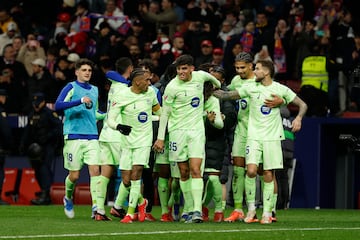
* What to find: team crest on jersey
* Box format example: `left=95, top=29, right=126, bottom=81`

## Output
left=240, top=99, right=248, bottom=109
left=260, top=105, right=271, bottom=115
left=138, top=111, right=148, bottom=123
left=190, top=97, right=200, bottom=107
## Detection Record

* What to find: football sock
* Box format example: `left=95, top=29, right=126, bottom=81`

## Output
left=168, top=178, right=180, bottom=208
left=114, top=181, right=130, bottom=209
left=263, top=181, right=274, bottom=213
left=128, top=179, right=141, bottom=214
left=158, top=177, right=169, bottom=214
left=96, top=175, right=109, bottom=214
left=272, top=193, right=278, bottom=213
left=245, top=175, right=256, bottom=210
left=233, top=166, right=245, bottom=210
left=191, top=177, right=203, bottom=213
left=90, top=175, right=100, bottom=207
left=209, top=175, right=222, bottom=212
left=180, top=179, right=193, bottom=213
left=202, top=176, right=214, bottom=206
left=65, top=176, right=75, bottom=199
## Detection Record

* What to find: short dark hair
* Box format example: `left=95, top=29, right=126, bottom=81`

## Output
left=115, top=57, right=133, bottom=74
left=256, top=60, right=275, bottom=78
left=138, top=58, right=155, bottom=73
left=211, top=65, right=226, bottom=79
left=175, top=54, right=194, bottom=67
left=75, top=58, right=95, bottom=70
left=235, top=52, right=253, bottom=63
left=129, top=68, right=147, bottom=82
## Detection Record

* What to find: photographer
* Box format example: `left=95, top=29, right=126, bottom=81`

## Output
left=20, top=92, right=63, bottom=205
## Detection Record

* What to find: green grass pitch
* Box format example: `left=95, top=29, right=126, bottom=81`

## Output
left=0, top=205, right=360, bottom=240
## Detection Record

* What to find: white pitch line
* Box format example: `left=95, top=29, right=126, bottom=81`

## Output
left=1, top=228, right=360, bottom=239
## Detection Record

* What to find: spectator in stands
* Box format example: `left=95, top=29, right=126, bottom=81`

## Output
left=183, top=19, right=213, bottom=59
left=128, top=43, right=142, bottom=67
left=0, top=6, right=19, bottom=35
left=53, top=56, right=73, bottom=100
left=273, top=18, right=292, bottom=81
left=89, top=21, right=115, bottom=63
left=20, top=92, right=62, bottom=205
left=0, top=22, right=19, bottom=56
left=16, top=34, right=46, bottom=76
left=253, top=11, right=275, bottom=57
left=0, top=88, right=13, bottom=205
left=0, top=44, right=28, bottom=114
left=11, top=35, right=24, bottom=58
left=66, top=52, right=80, bottom=80
left=126, top=19, right=148, bottom=52
left=87, top=0, right=106, bottom=15
left=290, top=19, right=317, bottom=80
left=169, top=32, right=188, bottom=62
left=69, top=0, right=91, bottom=33
left=94, top=0, right=126, bottom=33
left=25, top=58, right=56, bottom=113
left=139, top=0, right=179, bottom=39
left=195, top=40, right=213, bottom=68
left=211, top=48, right=224, bottom=67
left=216, top=20, right=236, bottom=51
left=223, top=42, right=244, bottom=84
left=328, top=7, right=355, bottom=114
left=237, top=20, right=258, bottom=54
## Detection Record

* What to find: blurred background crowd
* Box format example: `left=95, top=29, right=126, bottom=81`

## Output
left=0, top=0, right=360, bottom=117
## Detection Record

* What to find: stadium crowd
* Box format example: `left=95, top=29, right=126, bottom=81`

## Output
left=0, top=0, right=358, bottom=223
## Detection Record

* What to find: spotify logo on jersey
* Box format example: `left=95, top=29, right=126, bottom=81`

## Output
left=138, top=112, right=148, bottom=123
left=190, top=97, right=200, bottom=107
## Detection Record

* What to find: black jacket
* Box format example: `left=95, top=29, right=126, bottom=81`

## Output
left=205, top=86, right=237, bottom=170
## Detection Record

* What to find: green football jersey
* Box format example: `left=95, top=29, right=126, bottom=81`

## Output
left=228, top=75, right=256, bottom=138
left=237, top=81, right=296, bottom=141
left=107, top=86, right=159, bottom=148
left=163, top=70, right=221, bottom=132
left=99, top=81, right=128, bottom=142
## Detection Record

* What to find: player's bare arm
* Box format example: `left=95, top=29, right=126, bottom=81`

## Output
left=152, top=139, right=164, bottom=152
left=264, top=94, right=284, bottom=108
left=213, top=89, right=240, bottom=100
left=290, top=96, right=308, bottom=132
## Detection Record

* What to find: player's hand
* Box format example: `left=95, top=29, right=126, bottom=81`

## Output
left=207, top=111, right=216, bottom=123
left=116, top=124, right=132, bottom=135
left=153, top=139, right=164, bottom=153
left=291, top=116, right=302, bottom=133
left=264, top=94, right=283, bottom=108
